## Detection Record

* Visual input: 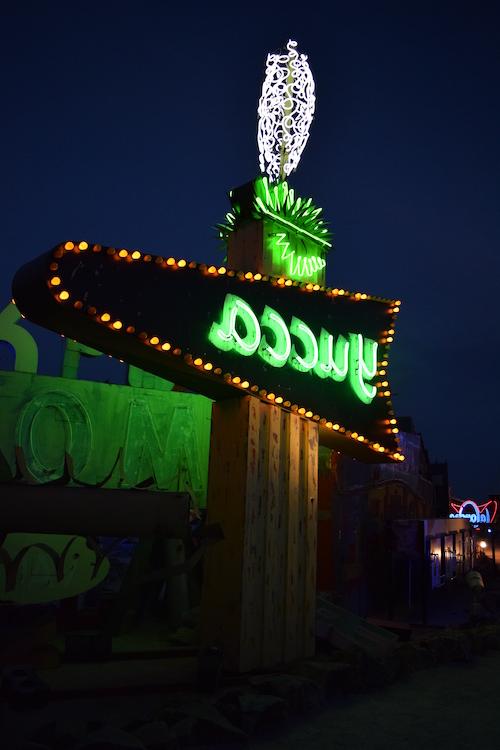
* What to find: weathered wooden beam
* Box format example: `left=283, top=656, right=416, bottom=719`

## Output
left=201, top=396, right=318, bottom=672
left=0, top=485, right=191, bottom=538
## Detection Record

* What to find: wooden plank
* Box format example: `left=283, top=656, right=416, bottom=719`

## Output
left=262, top=404, right=284, bottom=667
left=239, top=398, right=267, bottom=671
left=284, top=412, right=300, bottom=662
left=304, top=421, right=319, bottom=656
left=294, top=418, right=308, bottom=659
left=200, top=397, right=249, bottom=669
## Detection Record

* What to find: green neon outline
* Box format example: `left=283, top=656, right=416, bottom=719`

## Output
left=314, top=329, right=349, bottom=382
left=255, top=197, right=332, bottom=248
left=348, top=333, right=378, bottom=404
left=258, top=305, right=291, bottom=368
left=289, top=316, right=318, bottom=372
left=208, top=293, right=261, bottom=356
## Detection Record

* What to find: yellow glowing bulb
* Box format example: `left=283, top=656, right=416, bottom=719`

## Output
left=393, top=306, right=400, bottom=312
left=392, top=428, right=399, bottom=433
left=268, top=393, right=275, bottom=401
left=245, top=271, right=253, bottom=280
left=313, top=284, right=320, bottom=291
left=395, top=300, right=401, bottom=306
left=50, top=276, right=61, bottom=286
left=64, top=241, right=74, bottom=251
left=351, top=432, right=358, bottom=439
left=78, top=241, right=88, bottom=251
left=388, top=329, right=395, bottom=335
left=101, top=313, right=111, bottom=322
left=218, top=266, right=226, bottom=275
left=113, top=320, right=123, bottom=329
left=381, top=381, right=389, bottom=387
left=149, top=336, right=159, bottom=345
left=254, top=273, right=262, bottom=280
left=118, top=249, right=128, bottom=258
left=338, top=289, right=345, bottom=295
left=161, top=342, right=171, bottom=351
left=208, top=265, right=216, bottom=273
left=361, top=293, right=367, bottom=299
left=232, top=376, right=241, bottom=384
left=193, top=358, right=203, bottom=366
left=357, top=435, right=364, bottom=441
left=386, top=336, right=393, bottom=343
left=306, top=283, right=313, bottom=290
left=204, top=362, right=213, bottom=370
left=167, top=257, right=175, bottom=266
left=305, top=410, right=313, bottom=418
left=390, top=418, right=397, bottom=424
left=178, top=259, right=186, bottom=267
left=378, top=446, right=385, bottom=452
left=275, top=396, right=283, bottom=404
left=59, top=290, right=69, bottom=300
left=285, top=279, right=292, bottom=286
left=298, top=407, right=306, bottom=415
left=333, top=423, right=340, bottom=430
left=131, top=251, right=141, bottom=260
left=240, top=380, right=249, bottom=388
left=384, top=390, right=391, bottom=397
left=278, top=278, right=285, bottom=285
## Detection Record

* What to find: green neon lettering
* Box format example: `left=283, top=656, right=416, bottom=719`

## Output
left=208, top=293, right=261, bottom=356
left=258, top=305, right=291, bottom=367
left=349, top=333, right=378, bottom=404
left=208, top=297, right=382, bottom=406
left=314, top=329, right=349, bottom=381
left=289, top=316, right=318, bottom=372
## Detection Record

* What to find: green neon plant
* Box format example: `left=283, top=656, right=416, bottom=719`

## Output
left=217, top=176, right=331, bottom=251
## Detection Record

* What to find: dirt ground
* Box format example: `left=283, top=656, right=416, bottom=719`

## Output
left=253, top=652, right=500, bottom=750
left=3, top=652, right=500, bottom=749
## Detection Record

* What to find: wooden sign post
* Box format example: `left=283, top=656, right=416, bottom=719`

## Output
left=201, top=397, right=318, bottom=672
left=200, top=219, right=319, bottom=672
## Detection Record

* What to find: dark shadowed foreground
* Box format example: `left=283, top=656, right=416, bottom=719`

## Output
left=253, top=653, right=500, bottom=750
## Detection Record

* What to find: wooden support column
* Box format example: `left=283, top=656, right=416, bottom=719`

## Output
left=200, top=396, right=318, bottom=673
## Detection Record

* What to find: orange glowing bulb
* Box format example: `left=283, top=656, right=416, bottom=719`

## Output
left=131, top=251, right=141, bottom=260
left=113, top=320, right=123, bottom=330
left=59, top=290, right=69, bottom=300
left=193, top=358, right=203, bottom=366
left=50, top=276, right=61, bottom=286
left=101, top=313, right=111, bottom=322
left=118, top=249, right=128, bottom=258
left=150, top=336, right=159, bottom=345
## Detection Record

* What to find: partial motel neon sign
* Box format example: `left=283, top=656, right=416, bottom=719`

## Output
left=209, top=293, right=378, bottom=404
left=449, top=499, right=498, bottom=524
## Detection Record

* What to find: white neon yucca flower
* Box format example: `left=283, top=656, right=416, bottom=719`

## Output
left=257, top=40, right=316, bottom=183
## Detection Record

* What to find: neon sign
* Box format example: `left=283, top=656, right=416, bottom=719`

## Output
left=12, top=241, right=402, bottom=462
left=449, top=499, right=498, bottom=524
left=208, top=293, right=378, bottom=404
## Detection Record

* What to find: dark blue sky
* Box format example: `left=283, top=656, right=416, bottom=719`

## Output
left=2, top=1, right=499, bottom=499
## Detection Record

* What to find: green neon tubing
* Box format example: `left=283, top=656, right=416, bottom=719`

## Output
left=258, top=305, right=291, bottom=368
left=208, top=293, right=261, bottom=356
left=314, top=329, right=349, bottom=381
left=348, top=333, right=378, bottom=404
left=255, top=196, right=332, bottom=248
left=289, top=316, right=318, bottom=372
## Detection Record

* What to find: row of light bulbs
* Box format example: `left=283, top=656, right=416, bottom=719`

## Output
left=46, top=241, right=404, bottom=461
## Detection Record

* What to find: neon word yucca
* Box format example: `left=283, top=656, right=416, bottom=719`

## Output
left=208, top=293, right=378, bottom=404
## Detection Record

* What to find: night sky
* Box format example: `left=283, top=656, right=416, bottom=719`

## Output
left=1, top=2, right=499, bottom=500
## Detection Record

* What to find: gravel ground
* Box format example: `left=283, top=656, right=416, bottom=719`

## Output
left=253, top=653, right=500, bottom=750
left=3, top=652, right=500, bottom=749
